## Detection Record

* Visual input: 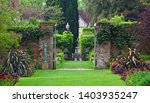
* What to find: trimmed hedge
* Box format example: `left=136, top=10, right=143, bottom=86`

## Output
left=81, top=28, right=94, bottom=35
left=79, top=28, right=94, bottom=56
left=56, top=31, right=73, bottom=52
left=80, top=35, right=94, bottom=55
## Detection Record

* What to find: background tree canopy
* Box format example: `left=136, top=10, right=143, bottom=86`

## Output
left=81, top=0, right=150, bottom=23
left=46, top=0, right=79, bottom=52
left=0, top=0, right=19, bottom=32
left=0, top=0, right=20, bottom=55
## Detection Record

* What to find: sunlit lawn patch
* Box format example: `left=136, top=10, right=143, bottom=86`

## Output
left=16, top=70, right=126, bottom=86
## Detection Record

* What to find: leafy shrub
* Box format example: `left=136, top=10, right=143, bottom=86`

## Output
left=9, top=20, right=53, bottom=40
left=0, top=73, right=19, bottom=86
left=0, top=63, right=2, bottom=70
left=56, top=31, right=73, bottom=52
left=139, top=76, right=150, bottom=86
left=25, top=45, right=34, bottom=60
left=112, top=48, right=149, bottom=81
left=56, top=52, right=64, bottom=64
left=9, top=27, right=52, bottom=40
left=97, top=16, right=137, bottom=49
left=96, top=23, right=110, bottom=43
left=121, top=70, right=134, bottom=81
left=81, top=28, right=94, bottom=35
left=79, top=28, right=94, bottom=56
left=78, top=28, right=94, bottom=59
left=1, top=49, right=34, bottom=77
left=112, top=48, right=148, bottom=74
left=16, top=20, right=38, bottom=29
left=0, top=0, right=19, bottom=33
left=89, top=50, right=94, bottom=63
left=97, top=23, right=131, bottom=49
left=15, top=18, right=40, bottom=30
left=80, top=35, right=94, bottom=54
left=0, top=32, right=21, bottom=55
left=125, top=71, right=150, bottom=86
left=29, top=17, right=40, bottom=26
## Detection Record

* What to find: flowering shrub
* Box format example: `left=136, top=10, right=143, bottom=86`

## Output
left=121, top=70, right=134, bottom=81
left=0, top=73, right=19, bottom=86
left=111, top=48, right=149, bottom=82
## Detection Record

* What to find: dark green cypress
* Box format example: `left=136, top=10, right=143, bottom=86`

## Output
left=45, top=0, right=79, bottom=52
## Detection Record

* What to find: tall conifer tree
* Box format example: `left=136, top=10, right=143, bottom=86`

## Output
left=45, top=0, right=79, bottom=52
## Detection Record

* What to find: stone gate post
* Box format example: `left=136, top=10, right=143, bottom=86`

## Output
left=39, top=22, right=56, bottom=70
left=95, top=23, right=111, bottom=69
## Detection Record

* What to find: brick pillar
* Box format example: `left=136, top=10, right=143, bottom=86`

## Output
left=95, top=23, right=111, bottom=69
left=95, top=42, right=111, bottom=69
left=39, top=22, right=55, bottom=70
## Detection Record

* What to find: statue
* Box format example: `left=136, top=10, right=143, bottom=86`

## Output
left=66, top=23, right=70, bottom=31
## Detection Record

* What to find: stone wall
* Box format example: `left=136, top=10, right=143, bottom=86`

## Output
left=95, top=42, right=111, bottom=69
left=19, top=39, right=39, bottom=61
left=19, top=22, right=55, bottom=70
left=110, top=44, right=120, bottom=57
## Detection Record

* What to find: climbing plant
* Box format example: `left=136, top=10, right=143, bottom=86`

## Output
left=9, top=27, right=52, bottom=40
left=96, top=15, right=137, bottom=49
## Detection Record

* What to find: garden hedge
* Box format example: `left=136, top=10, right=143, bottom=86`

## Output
left=79, top=28, right=94, bottom=57
left=56, top=31, right=73, bottom=53
left=81, top=28, right=94, bottom=35
left=79, top=35, right=94, bottom=55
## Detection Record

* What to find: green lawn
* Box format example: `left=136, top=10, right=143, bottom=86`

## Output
left=141, top=55, right=150, bottom=60
left=16, top=70, right=126, bottom=86
left=57, top=61, right=94, bottom=69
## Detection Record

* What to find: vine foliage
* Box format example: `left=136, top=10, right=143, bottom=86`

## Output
left=96, top=15, right=137, bottom=49
left=9, top=27, right=53, bottom=40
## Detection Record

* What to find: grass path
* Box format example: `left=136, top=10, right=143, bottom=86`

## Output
left=16, top=70, right=126, bottom=86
